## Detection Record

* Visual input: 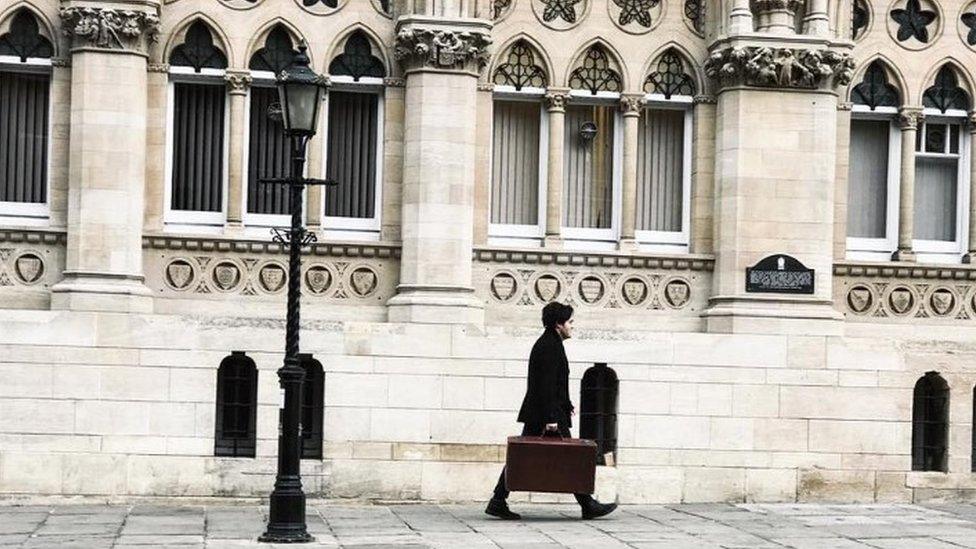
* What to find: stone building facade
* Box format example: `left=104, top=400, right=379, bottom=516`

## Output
left=2, top=0, right=976, bottom=503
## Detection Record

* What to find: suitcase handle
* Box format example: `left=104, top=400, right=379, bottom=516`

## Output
left=540, top=430, right=565, bottom=440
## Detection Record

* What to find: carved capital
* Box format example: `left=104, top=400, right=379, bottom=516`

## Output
left=692, top=94, right=716, bottom=105
left=967, top=111, right=976, bottom=134
left=544, top=90, right=569, bottom=112
left=60, top=6, right=160, bottom=54
left=383, top=77, right=406, bottom=88
left=897, top=108, right=924, bottom=130
left=394, top=23, right=492, bottom=75
left=147, top=62, right=168, bottom=73
left=619, top=94, right=645, bottom=116
left=837, top=101, right=854, bottom=111
left=704, top=46, right=855, bottom=91
left=224, top=71, right=253, bottom=95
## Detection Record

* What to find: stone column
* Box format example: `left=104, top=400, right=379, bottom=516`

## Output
left=385, top=17, right=491, bottom=325
left=754, top=0, right=804, bottom=34
left=728, top=0, right=754, bottom=34
left=893, top=108, right=923, bottom=262
left=964, top=112, right=976, bottom=263
left=51, top=4, right=160, bottom=313
left=306, top=80, right=330, bottom=230
left=543, top=89, right=568, bottom=248
left=224, top=71, right=251, bottom=228
left=702, top=43, right=855, bottom=335
left=802, top=0, right=830, bottom=36
left=691, top=95, right=717, bottom=255
left=619, top=94, right=644, bottom=250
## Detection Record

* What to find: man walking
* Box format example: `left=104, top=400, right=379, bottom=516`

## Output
left=486, top=302, right=618, bottom=520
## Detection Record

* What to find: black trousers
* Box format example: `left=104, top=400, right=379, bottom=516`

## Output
left=492, top=422, right=593, bottom=506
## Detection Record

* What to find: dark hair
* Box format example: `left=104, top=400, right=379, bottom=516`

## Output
left=542, top=302, right=573, bottom=329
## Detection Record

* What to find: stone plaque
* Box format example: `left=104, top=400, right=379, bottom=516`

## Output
left=745, top=254, right=814, bottom=294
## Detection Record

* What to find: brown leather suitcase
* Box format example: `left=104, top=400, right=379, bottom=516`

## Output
left=505, top=435, right=597, bottom=494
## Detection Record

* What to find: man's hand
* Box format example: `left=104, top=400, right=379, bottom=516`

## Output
left=545, top=423, right=558, bottom=431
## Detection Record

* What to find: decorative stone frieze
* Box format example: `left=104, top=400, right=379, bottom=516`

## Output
left=473, top=247, right=714, bottom=271
left=394, top=21, right=492, bottom=75
left=704, top=46, right=856, bottom=91
left=0, top=230, right=65, bottom=295
left=835, top=262, right=976, bottom=320
left=59, top=6, right=160, bottom=54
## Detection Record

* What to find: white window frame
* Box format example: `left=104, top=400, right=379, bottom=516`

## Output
left=318, top=75, right=384, bottom=242
left=561, top=89, right=623, bottom=251
left=635, top=93, right=693, bottom=254
left=0, top=56, right=52, bottom=226
left=913, top=109, right=970, bottom=263
left=163, top=66, right=229, bottom=231
left=241, top=70, right=304, bottom=236
left=845, top=105, right=901, bottom=261
left=487, top=84, right=548, bottom=248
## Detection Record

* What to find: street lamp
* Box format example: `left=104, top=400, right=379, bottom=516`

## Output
left=259, top=41, right=332, bottom=545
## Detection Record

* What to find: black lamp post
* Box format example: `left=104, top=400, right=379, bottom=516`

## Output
left=259, top=42, right=332, bottom=544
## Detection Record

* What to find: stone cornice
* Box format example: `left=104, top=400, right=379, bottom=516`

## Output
left=0, top=228, right=67, bottom=245
left=704, top=45, right=855, bottom=91
left=142, top=234, right=401, bottom=258
left=834, top=261, right=976, bottom=280
left=60, top=6, right=160, bottom=55
left=394, top=17, right=492, bottom=76
left=473, top=247, right=715, bottom=271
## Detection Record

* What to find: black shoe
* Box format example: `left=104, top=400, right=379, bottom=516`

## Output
left=485, top=498, right=521, bottom=520
left=581, top=500, right=617, bottom=520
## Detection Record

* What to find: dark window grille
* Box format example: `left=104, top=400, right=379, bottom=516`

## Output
left=852, top=0, right=869, bottom=39
left=246, top=86, right=290, bottom=215
left=912, top=371, right=949, bottom=472
left=169, top=21, right=228, bottom=72
left=540, top=0, right=583, bottom=23
left=685, top=0, right=703, bottom=33
left=851, top=61, right=900, bottom=110
left=923, top=66, right=971, bottom=113
left=0, top=9, right=53, bottom=62
left=568, top=46, right=621, bottom=95
left=248, top=26, right=298, bottom=74
left=963, top=10, right=976, bottom=46
left=643, top=49, right=696, bottom=99
left=325, top=91, right=379, bottom=219
left=579, top=363, right=618, bottom=466
left=492, top=40, right=548, bottom=91
left=890, top=0, right=936, bottom=43
left=0, top=70, right=49, bottom=204
left=299, top=354, right=324, bottom=459
left=215, top=352, right=258, bottom=458
left=303, top=0, right=340, bottom=7
left=328, top=31, right=386, bottom=82
left=171, top=82, right=225, bottom=212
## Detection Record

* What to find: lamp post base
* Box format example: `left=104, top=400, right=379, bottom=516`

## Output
left=259, top=489, right=314, bottom=543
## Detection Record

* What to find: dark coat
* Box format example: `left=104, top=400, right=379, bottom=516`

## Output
left=517, top=328, right=574, bottom=428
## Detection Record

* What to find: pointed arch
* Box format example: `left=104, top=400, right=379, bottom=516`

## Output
left=325, top=24, right=390, bottom=78
left=489, top=34, right=553, bottom=90
left=920, top=61, right=973, bottom=113
left=641, top=42, right=705, bottom=96
left=641, top=45, right=700, bottom=99
left=244, top=19, right=309, bottom=72
left=847, top=54, right=907, bottom=106
left=849, top=59, right=902, bottom=110
left=163, top=14, right=233, bottom=70
left=563, top=38, right=627, bottom=93
left=0, top=3, right=56, bottom=59
left=325, top=25, right=388, bottom=81
left=491, top=37, right=550, bottom=90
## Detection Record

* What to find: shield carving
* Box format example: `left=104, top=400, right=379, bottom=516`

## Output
left=305, top=267, right=331, bottom=294
left=14, top=254, right=42, bottom=284
left=535, top=275, right=560, bottom=302
left=166, top=261, right=193, bottom=290
left=260, top=265, right=285, bottom=292
left=847, top=287, right=872, bottom=313
left=931, top=289, right=954, bottom=316
left=213, top=263, right=240, bottom=291
left=490, top=274, right=516, bottom=301
left=622, top=278, right=648, bottom=305
left=665, top=281, right=690, bottom=308
left=889, top=288, right=913, bottom=314
left=351, top=268, right=378, bottom=297
left=578, top=277, right=604, bottom=304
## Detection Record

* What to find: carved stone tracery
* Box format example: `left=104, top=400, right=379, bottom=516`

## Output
left=59, top=6, right=160, bottom=53
left=704, top=46, right=855, bottom=90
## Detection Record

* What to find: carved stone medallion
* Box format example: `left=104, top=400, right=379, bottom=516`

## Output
left=14, top=253, right=43, bottom=284
left=847, top=285, right=873, bottom=314
left=622, top=277, right=648, bottom=305
left=889, top=287, right=914, bottom=314
left=350, top=267, right=378, bottom=297
left=490, top=273, right=517, bottom=301
left=213, top=262, right=241, bottom=291
left=930, top=288, right=955, bottom=316
left=305, top=266, right=332, bottom=295
left=578, top=276, right=605, bottom=304
left=664, top=280, right=691, bottom=308
left=259, top=264, right=286, bottom=293
left=535, top=274, right=561, bottom=302
left=165, top=259, right=194, bottom=290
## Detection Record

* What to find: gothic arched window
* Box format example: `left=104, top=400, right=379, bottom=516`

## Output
left=912, top=372, right=949, bottom=472
left=328, top=31, right=385, bottom=82
left=851, top=61, right=900, bottom=110
left=0, top=9, right=53, bottom=62
left=923, top=66, right=971, bottom=113
left=580, top=363, right=618, bottom=465
left=643, top=50, right=696, bottom=99
left=248, top=26, right=299, bottom=73
left=300, top=355, right=324, bottom=459
left=492, top=41, right=547, bottom=91
left=568, top=45, right=621, bottom=95
left=169, top=22, right=227, bottom=72
left=215, top=352, right=259, bottom=458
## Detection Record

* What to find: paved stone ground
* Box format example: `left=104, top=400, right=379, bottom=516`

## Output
left=4, top=502, right=976, bottom=548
